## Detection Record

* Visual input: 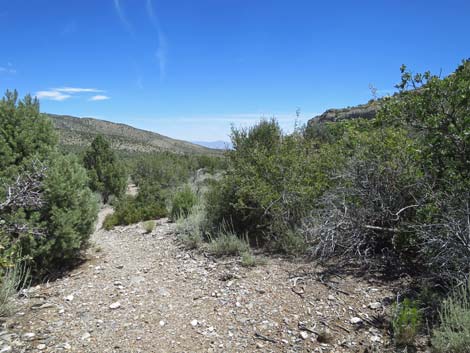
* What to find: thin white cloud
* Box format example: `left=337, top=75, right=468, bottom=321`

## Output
left=113, top=0, right=133, bottom=34
left=35, top=87, right=108, bottom=102
left=147, top=0, right=168, bottom=79
left=89, top=95, right=110, bottom=101
left=35, top=90, right=72, bottom=101
left=55, top=87, right=103, bottom=93
left=0, top=63, right=16, bottom=74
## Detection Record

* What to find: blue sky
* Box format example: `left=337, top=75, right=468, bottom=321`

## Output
left=1, top=0, right=469, bottom=141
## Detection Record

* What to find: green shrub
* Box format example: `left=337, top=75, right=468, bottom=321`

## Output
left=103, top=182, right=167, bottom=229
left=392, top=298, right=421, bottom=347
left=83, top=135, right=127, bottom=203
left=143, top=220, right=155, bottom=234
left=0, top=91, right=57, bottom=183
left=240, top=251, right=266, bottom=267
left=273, top=230, right=307, bottom=256
left=170, top=185, right=197, bottom=220
left=102, top=214, right=116, bottom=231
left=176, top=204, right=206, bottom=249
left=0, top=92, right=99, bottom=279
left=209, top=232, right=249, bottom=257
left=204, top=119, right=340, bottom=247
left=0, top=259, right=30, bottom=317
left=432, top=281, right=470, bottom=353
left=181, top=232, right=203, bottom=250
left=102, top=196, right=167, bottom=229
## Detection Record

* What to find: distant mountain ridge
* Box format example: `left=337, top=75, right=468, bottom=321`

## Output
left=191, top=140, right=232, bottom=150
left=48, top=114, right=221, bottom=155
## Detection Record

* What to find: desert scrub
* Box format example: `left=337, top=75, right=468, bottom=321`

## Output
left=273, top=230, right=307, bottom=256
left=0, top=260, right=30, bottom=317
left=432, top=281, right=470, bottom=353
left=209, top=232, right=249, bottom=257
left=180, top=232, right=203, bottom=250
left=240, top=251, right=266, bottom=267
left=170, top=185, right=197, bottom=220
left=103, top=182, right=167, bottom=229
left=143, top=220, right=155, bottom=234
left=392, top=298, right=421, bottom=348
left=176, top=204, right=206, bottom=249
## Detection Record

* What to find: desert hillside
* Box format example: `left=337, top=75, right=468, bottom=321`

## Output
left=49, top=114, right=222, bottom=156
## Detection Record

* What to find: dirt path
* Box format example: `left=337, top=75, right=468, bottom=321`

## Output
left=0, top=208, right=402, bottom=353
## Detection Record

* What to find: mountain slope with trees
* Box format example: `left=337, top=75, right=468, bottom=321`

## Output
left=49, top=114, right=222, bottom=156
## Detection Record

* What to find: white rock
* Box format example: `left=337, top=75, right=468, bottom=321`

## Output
left=109, top=301, right=121, bottom=309
left=64, top=294, right=74, bottom=302
left=191, top=319, right=198, bottom=327
left=0, top=346, right=12, bottom=353
left=37, top=344, right=46, bottom=350
left=81, top=332, right=91, bottom=340
left=159, top=320, right=165, bottom=327
left=368, top=302, right=382, bottom=309
left=327, top=295, right=335, bottom=301
left=299, top=331, right=309, bottom=340
left=370, top=335, right=381, bottom=343
left=350, top=317, right=363, bottom=324
left=23, top=333, right=35, bottom=340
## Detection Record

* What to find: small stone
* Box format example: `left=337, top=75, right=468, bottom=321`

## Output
left=116, top=265, right=124, bottom=269
left=109, top=302, right=121, bottom=309
left=64, top=294, right=74, bottom=302
left=350, top=317, right=363, bottom=324
left=81, top=332, right=91, bottom=340
left=256, top=342, right=264, bottom=349
left=191, top=319, right=198, bottom=327
left=63, top=343, right=71, bottom=350
left=23, top=333, right=35, bottom=340
left=37, top=344, right=46, bottom=350
left=327, top=295, right=335, bottom=301
left=33, top=303, right=55, bottom=310
left=368, top=302, right=382, bottom=309
left=159, top=320, right=165, bottom=327
left=299, top=331, right=309, bottom=340
left=370, top=335, right=381, bottom=343
left=0, top=346, right=11, bottom=353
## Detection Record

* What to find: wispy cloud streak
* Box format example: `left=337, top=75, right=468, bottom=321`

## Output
left=35, top=91, right=72, bottom=101
left=113, top=0, right=134, bottom=35
left=55, top=87, right=103, bottom=93
left=146, top=0, right=168, bottom=79
left=35, top=87, right=109, bottom=102
left=89, top=95, right=110, bottom=101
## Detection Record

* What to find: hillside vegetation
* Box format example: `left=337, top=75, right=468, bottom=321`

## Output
left=175, top=60, right=470, bottom=351
left=49, top=114, right=222, bottom=156
left=2, top=60, right=470, bottom=351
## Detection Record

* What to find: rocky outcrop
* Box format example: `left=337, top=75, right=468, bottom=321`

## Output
left=307, top=100, right=381, bottom=127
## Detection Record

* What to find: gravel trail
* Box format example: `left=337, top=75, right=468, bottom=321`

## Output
left=0, top=207, right=402, bottom=352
